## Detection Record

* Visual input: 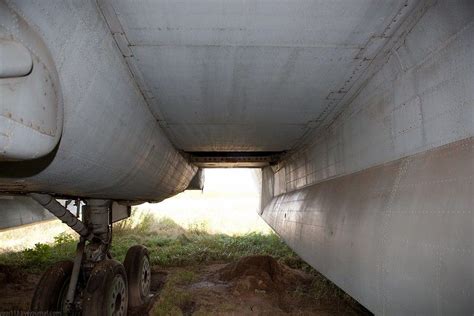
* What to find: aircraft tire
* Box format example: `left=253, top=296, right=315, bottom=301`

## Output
left=30, top=260, right=73, bottom=312
left=123, top=245, right=151, bottom=307
left=83, top=259, right=128, bottom=316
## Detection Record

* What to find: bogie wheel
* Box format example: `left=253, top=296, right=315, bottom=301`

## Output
left=123, top=245, right=151, bottom=307
left=31, top=260, right=73, bottom=312
left=83, top=259, right=128, bottom=316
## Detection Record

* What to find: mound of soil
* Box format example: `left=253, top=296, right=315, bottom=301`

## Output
left=0, top=258, right=371, bottom=316
left=218, top=255, right=310, bottom=294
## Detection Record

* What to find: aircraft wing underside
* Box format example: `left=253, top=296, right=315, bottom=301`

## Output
left=0, top=1, right=473, bottom=314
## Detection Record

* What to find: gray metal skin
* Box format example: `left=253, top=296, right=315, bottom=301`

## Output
left=260, top=0, right=474, bottom=315
left=0, top=195, right=54, bottom=229
left=262, top=138, right=474, bottom=315
left=270, top=0, right=474, bottom=197
left=98, top=0, right=420, bottom=152
left=0, top=1, right=197, bottom=201
left=0, top=1, right=472, bottom=315
left=0, top=2, right=63, bottom=161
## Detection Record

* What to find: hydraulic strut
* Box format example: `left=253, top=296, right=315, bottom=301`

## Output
left=29, top=193, right=90, bottom=238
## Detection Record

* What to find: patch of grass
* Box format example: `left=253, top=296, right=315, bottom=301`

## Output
left=109, top=216, right=301, bottom=269
left=292, top=270, right=355, bottom=303
left=142, top=232, right=295, bottom=267
left=152, top=269, right=196, bottom=316
left=187, top=221, right=208, bottom=235
left=113, top=212, right=156, bottom=235
left=309, top=273, right=349, bottom=301
left=173, top=270, right=197, bottom=285
left=0, top=232, right=77, bottom=272
left=0, top=216, right=296, bottom=272
left=0, top=215, right=355, bottom=306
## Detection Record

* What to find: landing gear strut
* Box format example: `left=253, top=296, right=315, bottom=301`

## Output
left=29, top=194, right=149, bottom=315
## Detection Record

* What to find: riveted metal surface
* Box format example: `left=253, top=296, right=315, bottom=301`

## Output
left=262, top=137, right=474, bottom=315
left=0, top=2, right=63, bottom=160
left=0, top=1, right=196, bottom=200
left=103, top=0, right=416, bottom=151
left=260, top=2, right=474, bottom=313
left=274, top=0, right=474, bottom=196
left=0, top=1, right=471, bottom=313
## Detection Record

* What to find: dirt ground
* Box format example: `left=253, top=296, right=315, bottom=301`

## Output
left=0, top=255, right=371, bottom=315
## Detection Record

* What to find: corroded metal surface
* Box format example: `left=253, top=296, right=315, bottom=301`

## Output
left=262, top=137, right=474, bottom=315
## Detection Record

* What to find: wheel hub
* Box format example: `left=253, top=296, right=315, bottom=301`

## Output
left=141, top=257, right=151, bottom=296
left=109, top=275, right=127, bottom=316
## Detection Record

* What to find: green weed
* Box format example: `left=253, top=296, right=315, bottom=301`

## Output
left=0, top=215, right=355, bottom=306
left=152, top=269, right=196, bottom=316
left=0, top=237, right=76, bottom=272
left=0, top=217, right=296, bottom=272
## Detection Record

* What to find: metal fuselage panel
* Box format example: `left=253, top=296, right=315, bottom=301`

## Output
left=0, top=1, right=472, bottom=314
left=261, top=1, right=474, bottom=314
left=272, top=0, right=474, bottom=196
left=0, top=1, right=196, bottom=200
left=0, top=195, right=54, bottom=229
left=103, top=0, right=415, bottom=151
left=262, top=137, right=474, bottom=315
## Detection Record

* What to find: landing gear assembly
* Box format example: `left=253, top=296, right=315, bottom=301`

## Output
left=28, top=194, right=150, bottom=315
